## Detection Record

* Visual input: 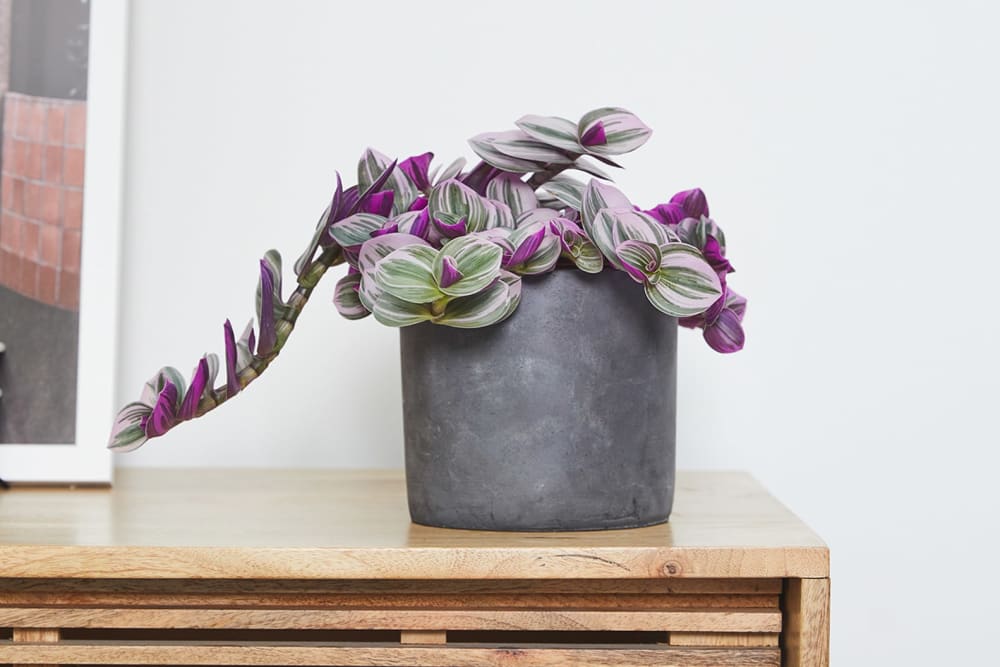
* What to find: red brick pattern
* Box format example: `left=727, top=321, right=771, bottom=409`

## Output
left=0, top=92, right=86, bottom=311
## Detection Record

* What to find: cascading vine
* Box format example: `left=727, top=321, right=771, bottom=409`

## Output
left=109, top=107, right=746, bottom=452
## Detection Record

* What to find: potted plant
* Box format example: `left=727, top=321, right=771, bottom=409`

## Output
left=109, top=107, right=745, bottom=531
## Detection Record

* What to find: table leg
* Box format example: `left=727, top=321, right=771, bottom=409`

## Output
left=783, top=578, right=830, bottom=667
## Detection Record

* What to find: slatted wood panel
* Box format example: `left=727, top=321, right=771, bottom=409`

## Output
left=0, top=578, right=783, bottom=665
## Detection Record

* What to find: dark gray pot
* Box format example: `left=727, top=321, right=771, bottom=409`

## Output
left=399, top=269, right=677, bottom=531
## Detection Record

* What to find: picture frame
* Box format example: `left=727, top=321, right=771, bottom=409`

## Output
left=0, top=0, right=129, bottom=483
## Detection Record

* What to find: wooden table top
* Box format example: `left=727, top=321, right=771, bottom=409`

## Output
left=0, top=469, right=827, bottom=580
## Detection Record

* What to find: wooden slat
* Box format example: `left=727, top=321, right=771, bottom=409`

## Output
left=783, top=578, right=830, bottom=667
left=0, top=607, right=782, bottom=633
left=11, top=628, right=59, bottom=643
left=0, top=641, right=781, bottom=666
left=11, top=628, right=59, bottom=667
left=0, top=469, right=829, bottom=580
left=668, top=632, right=780, bottom=647
left=0, top=591, right=779, bottom=610
left=0, top=577, right=784, bottom=595
left=401, top=630, right=447, bottom=644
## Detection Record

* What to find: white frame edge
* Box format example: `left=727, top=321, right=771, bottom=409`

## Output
left=0, top=0, right=129, bottom=482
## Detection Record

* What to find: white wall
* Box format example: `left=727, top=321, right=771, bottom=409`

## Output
left=115, top=1, right=1000, bottom=663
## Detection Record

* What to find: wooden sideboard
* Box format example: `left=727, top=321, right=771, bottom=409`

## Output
left=0, top=469, right=829, bottom=665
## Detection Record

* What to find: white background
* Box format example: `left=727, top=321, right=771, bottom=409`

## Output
left=113, top=1, right=1000, bottom=663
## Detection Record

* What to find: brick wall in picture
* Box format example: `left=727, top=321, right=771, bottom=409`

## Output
left=0, top=91, right=85, bottom=311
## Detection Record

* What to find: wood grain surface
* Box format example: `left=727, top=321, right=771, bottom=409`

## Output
left=0, top=469, right=828, bottom=580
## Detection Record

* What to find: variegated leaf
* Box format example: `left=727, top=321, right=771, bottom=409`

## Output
left=433, top=235, right=503, bottom=297
left=371, top=292, right=435, bottom=327
left=140, top=367, right=186, bottom=409
left=616, top=239, right=662, bottom=283
left=107, top=401, right=152, bottom=451
left=569, top=240, right=604, bottom=273
left=515, top=207, right=561, bottom=229
left=435, top=277, right=519, bottom=329
left=329, top=213, right=388, bottom=248
left=334, top=273, right=370, bottom=320
left=536, top=193, right=562, bottom=209
left=357, top=147, right=418, bottom=214
left=236, top=320, right=256, bottom=370
left=357, top=233, right=430, bottom=308
left=497, top=270, right=523, bottom=321
left=486, top=173, right=538, bottom=216
left=581, top=179, right=633, bottom=228
left=295, top=205, right=333, bottom=277
left=255, top=249, right=289, bottom=327
left=468, top=133, right=545, bottom=173
left=507, top=222, right=560, bottom=275
left=610, top=209, right=675, bottom=247
left=485, top=200, right=516, bottom=229
left=586, top=208, right=624, bottom=269
left=515, top=114, right=584, bottom=153
left=479, top=129, right=574, bottom=164
left=549, top=218, right=604, bottom=274
left=374, top=244, right=442, bottom=303
left=541, top=175, right=586, bottom=211
left=428, top=179, right=492, bottom=232
left=436, top=157, right=466, bottom=183
left=677, top=215, right=728, bottom=252
left=570, top=155, right=614, bottom=181
left=577, top=107, right=653, bottom=156
left=645, top=244, right=723, bottom=317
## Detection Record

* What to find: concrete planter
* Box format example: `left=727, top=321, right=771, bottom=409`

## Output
left=399, top=269, right=677, bottom=531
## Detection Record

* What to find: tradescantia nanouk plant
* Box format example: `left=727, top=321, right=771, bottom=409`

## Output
left=109, top=107, right=746, bottom=452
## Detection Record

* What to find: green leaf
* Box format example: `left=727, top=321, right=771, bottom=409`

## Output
left=540, top=175, right=586, bottom=211
left=645, top=244, right=723, bottom=317
left=374, top=244, right=442, bottom=303
left=577, top=107, right=653, bottom=156
left=357, top=147, right=418, bottom=214
left=333, top=273, right=370, bottom=320
left=515, top=114, right=584, bottom=153
left=329, top=213, right=387, bottom=248
left=435, top=276, right=520, bottom=329
left=371, top=292, right=435, bottom=327
left=433, top=235, right=503, bottom=297
left=486, top=173, right=538, bottom=217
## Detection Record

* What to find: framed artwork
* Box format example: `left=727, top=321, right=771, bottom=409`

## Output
left=0, top=0, right=128, bottom=483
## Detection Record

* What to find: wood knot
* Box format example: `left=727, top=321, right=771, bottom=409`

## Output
left=662, top=561, right=682, bottom=576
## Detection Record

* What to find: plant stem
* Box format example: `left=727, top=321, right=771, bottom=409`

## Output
left=526, top=163, right=572, bottom=190
left=201, top=245, right=343, bottom=413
